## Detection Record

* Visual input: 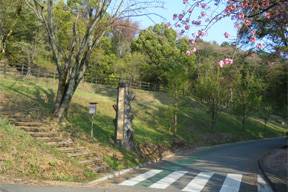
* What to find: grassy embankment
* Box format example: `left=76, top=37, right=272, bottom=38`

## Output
left=0, top=74, right=286, bottom=182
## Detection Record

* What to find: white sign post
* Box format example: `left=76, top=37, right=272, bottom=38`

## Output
left=89, top=102, right=98, bottom=138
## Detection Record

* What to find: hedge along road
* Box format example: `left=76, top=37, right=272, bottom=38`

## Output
left=0, top=137, right=286, bottom=192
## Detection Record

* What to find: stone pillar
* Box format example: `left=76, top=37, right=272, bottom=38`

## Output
left=113, top=83, right=135, bottom=151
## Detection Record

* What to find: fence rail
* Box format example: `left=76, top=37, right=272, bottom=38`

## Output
left=0, top=62, right=168, bottom=93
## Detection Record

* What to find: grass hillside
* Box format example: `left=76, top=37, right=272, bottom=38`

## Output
left=0, top=74, right=286, bottom=182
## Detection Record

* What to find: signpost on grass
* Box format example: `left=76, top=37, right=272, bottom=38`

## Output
left=89, top=102, right=98, bottom=138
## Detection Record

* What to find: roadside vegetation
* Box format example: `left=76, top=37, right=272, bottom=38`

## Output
left=0, top=119, right=98, bottom=182
left=0, top=74, right=286, bottom=182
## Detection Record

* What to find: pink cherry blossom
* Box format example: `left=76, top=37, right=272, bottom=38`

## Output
left=183, top=0, right=188, bottom=4
left=201, top=12, right=207, bottom=16
left=173, top=14, right=177, bottom=20
left=189, top=8, right=193, bottom=13
left=268, top=61, right=275, bottom=68
left=186, top=51, right=191, bottom=56
left=224, top=58, right=233, bottom=64
left=224, top=32, right=230, bottom=38
left=234, top=23, right=240, bottom=29
left=190, top=48, right=197, bottom=53
left=237, top=12, right=245, bottom=20
left=264, top=12, right=271, bottom=19
left=256, top=42, right=263, bottom=49
left=192, top=33, right=197, bottom=38
left=185, top=24, right=190, bottom=30
left=189, top=39, right=195, bottom=44
left=245, top=19, right=251, bottom=26
left=205, top=18, right=211, bottom=22
left=250, top=36, right=256, bottom=43
left=198, top=30, right=205, bottom=36
left=165, top=23, right=172, bottom=28
left=218, top=60, right=224, bottom=68
left=250, top=30, right=256, bottom=35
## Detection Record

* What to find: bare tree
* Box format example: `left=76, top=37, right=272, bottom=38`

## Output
left=24, top=0, right=163, bottom=121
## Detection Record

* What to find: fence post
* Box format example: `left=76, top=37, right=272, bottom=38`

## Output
left=139, top=81, right=142, bottom=89
left=37, top=66, right=40, bottom=78
left=4, top=63, right=6, bottom=74
left=95, top=74, right=98, bottom=84
left=53, top=67, right=56, bottom=79
left=107, top=76, right=110, bottom=85
left=148, top=82, right=150, bottom=91
left=21, top=63, right=24, bottom=76
left=118, top=77, right=121, bottom=83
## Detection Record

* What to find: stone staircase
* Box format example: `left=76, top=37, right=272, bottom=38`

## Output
left=0, top=99, right=109, bottom=174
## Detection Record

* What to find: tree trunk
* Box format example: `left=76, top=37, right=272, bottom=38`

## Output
left=242, top=117, right=246, bottom=131
left=54, top=69, right=84, bottom=121
left=53, top=75, right=67, bottom=115
left=211, top=110, right=216, bottom=133
left=211, top=121, right=216, bottom=133
left=173, top=100, right=178, bottom=139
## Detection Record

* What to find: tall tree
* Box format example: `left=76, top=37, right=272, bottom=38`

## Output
left=110, top=18, right=139, bottom=57
left=131, top=22, right=178, bottom=84
left=24, top=0, right=163, bottom=121
left=164, top=37, right=196, bottom=138
left=0, top=0, right=22, bottom=59
left=231, top=70, right=262, bottom=131
left=195, top=68, right=230, bottom=133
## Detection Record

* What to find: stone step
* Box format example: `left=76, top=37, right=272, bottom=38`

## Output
left=11, top=122, right=43, bottom=127
left=58, top=147, right=86, bottom=153
left=0, top=111, right=24, bottom=116
left=26, top=132, right=59, bottom=137
left=36, top=137, right=68, bottom=142
left=7, top=118, right=32, bottom=122
left=19, top=127, right=52, bottom=132
left=79, top=158, right=102, bottom=166
left=2, top=114, right=27, bottom=118
left=48, top=141, right=76, bottom=148
left=68, top=152, right=97, bottom=158
left=89, top=164, right=110, bottom=173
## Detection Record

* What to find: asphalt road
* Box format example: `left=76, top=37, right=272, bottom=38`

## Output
left=0, top=137, right=286, bottom=192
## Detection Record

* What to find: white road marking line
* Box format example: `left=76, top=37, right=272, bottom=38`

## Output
left=257, top=175, right=273, bottom=192
left=149, top=171, right=188, bottom=189
left=119, top=169, right=163, bottom=186
left=182, top=172, right=214, bottom=192
left=219, top=173, right=242, bottom=192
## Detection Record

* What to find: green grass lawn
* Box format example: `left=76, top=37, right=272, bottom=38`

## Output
left=0, top=74, right=287, bottom=179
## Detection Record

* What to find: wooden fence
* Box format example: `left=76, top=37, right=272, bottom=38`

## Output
left=0, top=62, right=168, bottom=92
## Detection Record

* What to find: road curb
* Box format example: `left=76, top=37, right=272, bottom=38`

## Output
left=257, top=152, right=274, bottom=192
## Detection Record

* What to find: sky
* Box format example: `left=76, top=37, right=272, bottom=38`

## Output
left=130, top=1, right=238, bottom=45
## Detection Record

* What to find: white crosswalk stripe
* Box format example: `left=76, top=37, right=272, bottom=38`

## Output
left=149, top=171, right=187, bottom=189
left=219, top=173, right=242, bottom=192
left=182, top=172, right=214, bottom=192
left=257, top=175, right=272, bottom=192
left=119, top=169, right=271, bottom=192
left=119, top=169, right=163, bottom=186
